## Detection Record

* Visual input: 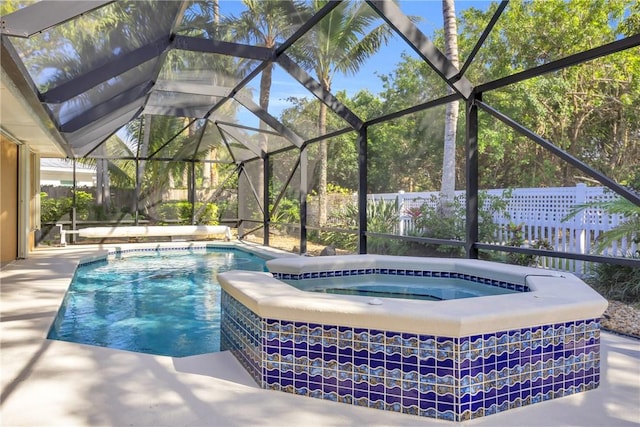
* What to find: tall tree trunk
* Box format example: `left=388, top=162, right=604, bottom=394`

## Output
left=96, top=160, right=103, bottom=207
left=101, top=159, right=111, bottom=210
left=202, top=148, right=218, bottom=192
left=440, top=0, right=460, bottom=211
left=182, top=167, right=189, bottom=190
left=318, top=77, right=330, bottom=226
left=213, top=0, right=219, bottom=25
left=134, top=115, right=150, bottom=215
left=239, top=62, right=273, bottom=237
left=96, top=143, right=111, bottom=215
left=202, top=0, right=220, bottom=193
left=254, top=63, right=273, bottom=236
left=258, top=61, right=273, bottom=197
left=318, top=108, right=327, bottom=227
left=203, top=153, right=212, bottom=189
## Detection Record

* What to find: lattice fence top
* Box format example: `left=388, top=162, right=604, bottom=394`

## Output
left=372, top=184, right=624, bottom=227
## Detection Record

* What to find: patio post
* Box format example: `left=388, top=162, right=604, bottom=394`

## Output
left=190, top=160, right=196, bottom=225
left=358, top=125, right=368, bottom=254
left=300, top=148, right=308, bottom=255
left=263, top=153, right=270, bottom=246
left=71, top=158, right=77, bottom=243
left=465, top=93, right=480, bottom=259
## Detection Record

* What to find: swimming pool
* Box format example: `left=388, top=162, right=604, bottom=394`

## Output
left=47, top=245, right=267, bottom=357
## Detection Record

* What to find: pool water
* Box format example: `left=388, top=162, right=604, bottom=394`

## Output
left=47, top=248, right=266, bottom=357
left=284, top=275, right=519, bottom=301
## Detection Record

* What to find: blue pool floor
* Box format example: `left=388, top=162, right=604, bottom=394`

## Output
left=47, top=249, right=267, bottom=357
left=2, top=244, right=639, bottom=427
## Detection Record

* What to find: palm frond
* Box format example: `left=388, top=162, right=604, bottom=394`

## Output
left=593, top=219, right=640, bottom=252
left=562, top=198, right=640, bottom=221
left=335, top=23, right=394, bottom=75
left=107, top=161, right=135, bottom=188
left=563, top=196, right=640, bottom=254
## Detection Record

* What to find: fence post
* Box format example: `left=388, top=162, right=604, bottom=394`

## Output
left=575, top=183, right=587, bottom=274
left=398, top=190, right=405, bottom=235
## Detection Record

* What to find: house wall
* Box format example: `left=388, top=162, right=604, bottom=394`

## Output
left=28, top=150, right=39, bottom=252
left=40, top=168, right=94, bottom=187
left=1, top=135, right=18, bottom=265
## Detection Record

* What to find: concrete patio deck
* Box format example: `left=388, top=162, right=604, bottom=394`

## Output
left=2, top=244, right=639, bottom=426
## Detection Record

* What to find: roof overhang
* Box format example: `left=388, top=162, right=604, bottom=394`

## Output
left=0, top=42, right=68, bottom=157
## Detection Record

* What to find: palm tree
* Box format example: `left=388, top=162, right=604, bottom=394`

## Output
left=227, top=0, right=306, bottom=114
left=124, top=115, right=193, bottom=221
left=440, top=0, right=460, bottom=212
left=181, top=0, right=222, bottom=190
left=223, top=1, right=307, bottom=234
left=293, top=0, right=393, bottom=225
left=564, top=197, right=640, bottom=255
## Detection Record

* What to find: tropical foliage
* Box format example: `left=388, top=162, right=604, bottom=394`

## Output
left=155, top=201, right=220, bottom=225
left=320, top=197, right=400, bottom=253
left=277, top=0, right=638, bottom=196
left=564, top=197, right=640, bottom=254
left=405, top=191, right=511, bottom=257
left=40, top=191, right=94, bottom=223
left=562, top=170, right=640, bottom=301
left=587, top=261, right=640, bottom=303
left=562, top=169, right=639, bottom=254
left=290, top=0, right=395, bottom=225
left=504, top=223, right=553, bottom=267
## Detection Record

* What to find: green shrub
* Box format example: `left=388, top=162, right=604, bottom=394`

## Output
left=409, top=195, right=464, bottom=256
left=270, top=198, right=300, bottom=224
left=319, top=197, right=403, bottom=254
left=216, top=199, right=237, bottom=221
left=366, top=197, right=404, bottom=255
left=40, top=191, right=93, bottom=222
left=41, top=192, right=66, bottom=223
left=407, top=191, right=510, bottom=256
left=156, top=201, right=219, bottom=225
left=190, top=202, right=219, bottom=225
left=505, top=222, right=553, bottom=266
left=321, top=201, right=358, bottom=251
left=587, top=255, right=640, bottom=303
left=313, top=191, right=511, bottom=256
left=73, top=191, right=93, bottom=219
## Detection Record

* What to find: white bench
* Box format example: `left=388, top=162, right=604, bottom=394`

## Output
left=57, top=224, right=232, bottom=245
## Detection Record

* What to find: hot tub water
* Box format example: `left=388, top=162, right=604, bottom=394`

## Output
left=282, top=274, right=519, bottom=301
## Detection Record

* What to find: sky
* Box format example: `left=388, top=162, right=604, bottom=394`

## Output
left=328, top=1, right=492, bottom=96
left=229, top=0, right=494, bottom=127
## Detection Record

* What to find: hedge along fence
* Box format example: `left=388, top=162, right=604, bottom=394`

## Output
left=40, top=185, right=136, bottom=212
left=306, top=184, right=634, bottom=275
left=372, top=184, right=635, bottom=275
left=40, top=185, right=220, bottom=226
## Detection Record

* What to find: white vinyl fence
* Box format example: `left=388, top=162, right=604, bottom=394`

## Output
left=370, top=184, right=636, bottom=276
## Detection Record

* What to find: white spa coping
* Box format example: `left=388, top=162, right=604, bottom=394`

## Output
left=218, top=255, right=608, bottom=337
left=57, top=224, right=237, bottom=245
left=67, top=240, right=295, bottom=269
left=77, top=224, right=232, bottom=239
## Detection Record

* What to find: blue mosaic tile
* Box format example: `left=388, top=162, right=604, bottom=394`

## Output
left=221, top=291, right=601, bottom=422
left=272, top=268, right=529, bottom=293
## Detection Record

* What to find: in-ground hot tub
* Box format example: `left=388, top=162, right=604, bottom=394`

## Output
left=218, top=255, right=607, bottom=422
